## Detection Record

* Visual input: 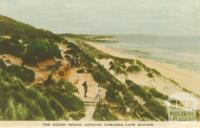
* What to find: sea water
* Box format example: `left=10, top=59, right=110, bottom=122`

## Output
left=96, top=35, right=200, bottom=72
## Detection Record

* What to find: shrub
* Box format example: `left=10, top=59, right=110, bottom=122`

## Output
left=126, top=80, right=168, bottom=120
left=14, top=92, right=43, bottom=117
left=115, top=95, right=125, bottom=107
left=127, top=80, right=150, bottom=100
left=151, top=69, right=161, bottom=76
left=147, top=73, right=154, bottom=78
left=92, top=70, right=107, bottom=83
left=56, top=79, right=78, bottom=93
left=109, top=61, right=126, bottom=75
left=0, top=59, right=6, bottom=69
left=5, top=65, right=35, bottom=82
left=0, top=39, right=25, bottom=57
left=0, top=88, right=8, bottom=111
left=145, top=99, right=168, bottom=120
left=24, top=39, right=61, bottom=63
left=106, top=86, right=117, bottom=102
left=55, top=92, right=84, bottom=111
left=43, top=74, right=55, bottom=85
left=27, top=88, right=57, bottom=120
left=147, top=88, right=168, bottom=100
left=49, top=97, right=65, bottom=117
left=3, top=97, right=17, bottom=120
left=126, top=65, right=141, bottom=73
left=93, top=103, right=117, bottom=121
left=69, top=111, right=85, bottom=120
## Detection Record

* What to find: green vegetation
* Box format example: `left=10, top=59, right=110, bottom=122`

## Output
left=0, top=37, right=62, bottom=65
left=72, top=41, right=169, bottom=120
left=147, top=72, right=154, bottom=78
left=106, top=85, right=118, bottom=102
left=26, top=88, right=57, bottom=120
left=0, top=38, right=25, bottom=57
left=93, top=102, right=117, bottom=120
left=145, top=87, right=168, bottom=100
left=55, top=93, right=84, bottom=112
left=126, top=65, right=141, bottom=73
left=126, top=80, right=168, bottom=120
left=0, top=69, right=85, bottom=120
left=109, top=61, right=127, bottom=75
left=0, top=15, right=60, bottom=42
left=49, top=97, right=65, bottom=118
left=56, top=79, right=78, bottom=93
left=74, top=41, right=113, bottom=59
left=41, top=78, right=85, bottom=119
left=0, top=15, right=62, bottom=65
left=65, top=42, right=94, bottom=68
left=0, top=59, right=6, bottom=68
left=5, top=65, right=35, bottom=82
left=0, top=15, right=181, bottom=121
left=23, top=39, right=61, bottom=63
left=63, top=33, right=116, bottom=43
left=92, top=70, right=107, bottom=83
left=0, top=70, right=45, bottom=120
left=0, top=61, right=35, bottom=82
left=68, top=111, right=85, bottom=120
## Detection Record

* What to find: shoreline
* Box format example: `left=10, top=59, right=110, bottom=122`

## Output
left=87, top=42, right=200, bottom=96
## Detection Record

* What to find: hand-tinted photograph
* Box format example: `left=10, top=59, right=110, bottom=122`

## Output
left=0, top=0, right=200, bottom=127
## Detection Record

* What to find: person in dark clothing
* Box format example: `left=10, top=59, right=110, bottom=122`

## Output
left=82, top=81, right=88, bottom=97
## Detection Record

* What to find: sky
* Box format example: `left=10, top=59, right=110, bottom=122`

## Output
left=0, top=0, right=200, bottom=36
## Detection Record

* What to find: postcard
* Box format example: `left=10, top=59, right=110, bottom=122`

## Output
left=0, top=0, right=200, bottom=128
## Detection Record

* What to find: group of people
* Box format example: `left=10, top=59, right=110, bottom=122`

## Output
left=70, top=55, right=81, bottom=68
left=82, top=81, right=102, bottom=101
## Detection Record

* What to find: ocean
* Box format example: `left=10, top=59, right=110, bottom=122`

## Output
left=96, top=35, right=200, bottom=72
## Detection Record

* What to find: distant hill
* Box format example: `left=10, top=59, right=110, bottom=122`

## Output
left=61, top=33, right=116, bottom=43
left=0, top=15, right=60, bottom=41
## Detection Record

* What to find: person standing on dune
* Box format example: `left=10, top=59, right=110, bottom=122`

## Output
left=82, top=81, right=88, bottom=97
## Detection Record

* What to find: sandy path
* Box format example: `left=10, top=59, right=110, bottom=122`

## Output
left=0, top=54, right=22, bottom=65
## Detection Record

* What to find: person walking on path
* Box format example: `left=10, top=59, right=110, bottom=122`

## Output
left=82, top=81, right=88, bottom=97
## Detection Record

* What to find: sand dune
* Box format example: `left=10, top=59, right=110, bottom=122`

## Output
left=88, top=42, right=200, bottom=96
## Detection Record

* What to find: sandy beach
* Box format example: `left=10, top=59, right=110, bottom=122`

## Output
left=87, top=42, right=200, bottom=96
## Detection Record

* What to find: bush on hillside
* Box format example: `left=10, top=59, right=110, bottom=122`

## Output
left=0, top=15, right=60, bottom=42
left=26, top=88, right=57, bottom=120
left=23, top=39, right=61, bottom=63
left=55, top=92, right=84, bottom=111
left=127, top=80, right=150, bottom=100
left=109, top=61, right=126, bottom=75
left=0, top=59, right=6, bottom=69
left=147, top=73, right=154, bottom=78
left=0, top=69, right=85, bottom=120
left=92, top=70, right=107, bottom=83
left=0, top=39, right=25, bottom=56
left=3, top=97, right=30, bottom=120
left=5, top=65, right=35, bottom=82
left=106, top=86, right=118, bottom=102
left=56, top=79, right=78, bottom=93
left=126, top=65, right=141, bottom=73
left=49, top=97, right=65, bottom=118
left=93, top=103, right=117, bottom=121
left=146, top=88, right=168, bottom=100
